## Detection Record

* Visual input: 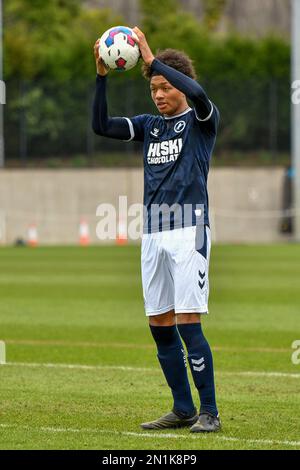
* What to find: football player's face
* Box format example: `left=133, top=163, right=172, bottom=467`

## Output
left=150, top=75, right=187, bottom=116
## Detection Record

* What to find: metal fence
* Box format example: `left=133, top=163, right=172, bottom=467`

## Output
left=4, top=76, right=291, bottom=164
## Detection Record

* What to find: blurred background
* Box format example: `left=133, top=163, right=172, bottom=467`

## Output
left=0, top=0, right=298, bottom=244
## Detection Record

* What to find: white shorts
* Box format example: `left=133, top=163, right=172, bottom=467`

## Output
left=141, top=225, right=211, bottom=316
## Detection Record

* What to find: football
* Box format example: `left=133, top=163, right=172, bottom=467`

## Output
left=99, top=26, right=140, bottom=71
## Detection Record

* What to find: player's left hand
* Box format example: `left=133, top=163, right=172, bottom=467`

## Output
left=132, top=27, right=155, bottom=66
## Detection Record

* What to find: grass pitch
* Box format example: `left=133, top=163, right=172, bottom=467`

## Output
left=0, top=244, right=299, bottom=450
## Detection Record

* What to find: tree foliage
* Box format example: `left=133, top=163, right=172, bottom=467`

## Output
left=4, top=0, right=290, bottom=82
left=139, top=0, right=180, bottom=34
left=3, top=0, right=291, bottom=161
left=4, top=0, right=123, bottom=80
left=202, top=0, right=227, bottom=31
left=138, top=0, right=289, bottom=82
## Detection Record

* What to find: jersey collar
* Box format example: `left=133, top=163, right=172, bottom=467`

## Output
left=163, top=107, right=192, bottom=120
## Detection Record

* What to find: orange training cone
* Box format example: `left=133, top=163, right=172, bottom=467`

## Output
left=116, top=217, right=127, bottom=245
left=28, top=224, right=38, bottom=247
left=79, top=219, right=90, bottom=246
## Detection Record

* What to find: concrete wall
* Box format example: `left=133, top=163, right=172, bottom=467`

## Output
left=208, top=168, right=289, bottom=243
left=0, top=168, right=291, bottom=245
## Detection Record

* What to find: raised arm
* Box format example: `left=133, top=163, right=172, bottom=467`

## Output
left=150, top=59, right=213, bottom=121
left=92, top=39, right=132, bottom=140
left=133, top=27, right=218, bottom=124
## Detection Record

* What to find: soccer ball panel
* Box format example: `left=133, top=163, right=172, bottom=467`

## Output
left=99, top=26, right=140, bottom=71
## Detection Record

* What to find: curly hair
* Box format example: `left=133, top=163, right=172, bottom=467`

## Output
left=142, top=48, right=197, bottom=80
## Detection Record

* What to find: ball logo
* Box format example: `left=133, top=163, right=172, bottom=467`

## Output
left=174, top=121, right=186, bottom=133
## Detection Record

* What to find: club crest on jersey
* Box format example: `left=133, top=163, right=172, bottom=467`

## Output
left=147, top=138, right=183, bottom=165
left=174, top=120, right=186, bottom=133
left=150, top=127, right=160, bottom=138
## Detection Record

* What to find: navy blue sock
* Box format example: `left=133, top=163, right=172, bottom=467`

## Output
left=150, top=325, right=196, bottom=417
left=177, top=323, right=218, bottom=417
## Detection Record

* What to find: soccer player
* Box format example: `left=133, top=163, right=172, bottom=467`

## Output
left=92, top=26, right=221, bottom=433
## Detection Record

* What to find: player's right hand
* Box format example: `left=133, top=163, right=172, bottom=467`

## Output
left=94, top=39, right=109, bottom=76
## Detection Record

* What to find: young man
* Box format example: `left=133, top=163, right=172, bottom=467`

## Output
left=92, top=26, right=220, bottom=433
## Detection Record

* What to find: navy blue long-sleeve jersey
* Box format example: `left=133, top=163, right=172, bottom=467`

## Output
left=93, top=59, right=219, bottom=233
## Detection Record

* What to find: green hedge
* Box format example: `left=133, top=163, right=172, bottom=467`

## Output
left=3, top=1, right=291, bottom=162
left=4, top=1, right=290, bottom=83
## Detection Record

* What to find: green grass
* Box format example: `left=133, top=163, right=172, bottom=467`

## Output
left=0, top=244, right=300, bottom=450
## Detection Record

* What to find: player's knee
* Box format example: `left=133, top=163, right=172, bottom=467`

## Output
left=149, top=310, right=175, bottom=326
left=176, top=313, right=201, bottom=324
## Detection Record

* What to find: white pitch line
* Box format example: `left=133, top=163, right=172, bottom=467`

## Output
left=0, top=423, right=299, bottom=449
left=3, top=361, right=300, bottom=379
left=5, top=362, right=154, bottom=372
left=221, top=371, right=300, bottom=379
